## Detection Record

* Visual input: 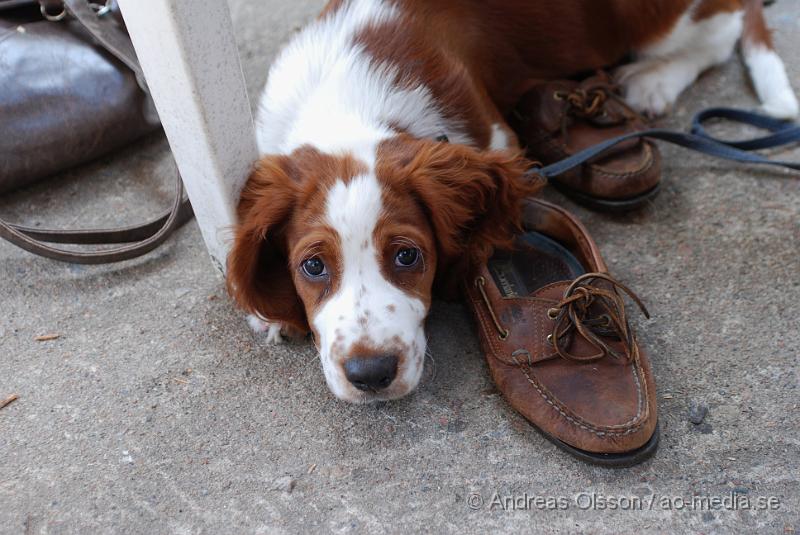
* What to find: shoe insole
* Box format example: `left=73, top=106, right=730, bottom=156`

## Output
left=487, top=232, right=585, bottom=298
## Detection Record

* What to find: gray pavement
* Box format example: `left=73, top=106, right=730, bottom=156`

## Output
left=1, top=1, right=799, bottom=533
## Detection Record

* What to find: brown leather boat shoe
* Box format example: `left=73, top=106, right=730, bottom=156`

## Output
left=510, top=72, right=661, bottom=212
left=464, top=198, right=659, bottom=466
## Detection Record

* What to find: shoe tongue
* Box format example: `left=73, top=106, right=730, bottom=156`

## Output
left=487, top=233, right=584, bottom=298
left=530, top=281, right=572, bottom=301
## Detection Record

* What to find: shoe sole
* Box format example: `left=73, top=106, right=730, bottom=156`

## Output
left=550, top=180, right=661, bottom=213
left=537, top=420, right=660, bottom=468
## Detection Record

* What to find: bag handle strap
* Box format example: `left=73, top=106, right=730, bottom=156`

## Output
left=61, top=0, right=148, bottom=89
left=0, top=0, right=193, bottom=264
left=61, top=0, right=159, bottom=122
left=0, top=171, right=194, bottom=264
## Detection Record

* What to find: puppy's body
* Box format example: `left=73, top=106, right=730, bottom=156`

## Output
left=258, top=0, right=797, bottom=159
left=230, top=0, right=797, bottom=402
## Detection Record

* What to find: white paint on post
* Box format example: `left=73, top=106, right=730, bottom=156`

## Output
left=118, top=0, right=257, bottom=273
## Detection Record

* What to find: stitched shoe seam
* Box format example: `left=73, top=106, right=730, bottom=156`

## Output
left=587, top=142, right=655, bottom=179
left=514, top=351, right=647, bottom=430
left=513, top=355, right=650, bottom=436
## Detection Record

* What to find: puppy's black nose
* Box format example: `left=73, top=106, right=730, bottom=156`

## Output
left=344, top=355, right=398, bottom=391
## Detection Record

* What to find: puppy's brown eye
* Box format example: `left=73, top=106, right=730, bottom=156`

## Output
left=395, top=248, right=420, bottom=267
left=302, top=257, right=327, bottom=278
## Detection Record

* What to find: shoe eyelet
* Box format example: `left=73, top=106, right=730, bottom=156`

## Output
left=553, top=91, right=565, bottom=101
left=499, top=329, right=509, bottom=340
left=546, top=334, right=553, bottom=345
left=547, top=307, right=559, bottom=319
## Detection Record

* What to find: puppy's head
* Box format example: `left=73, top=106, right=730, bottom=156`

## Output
left=227, top=137, right=542, bottom=402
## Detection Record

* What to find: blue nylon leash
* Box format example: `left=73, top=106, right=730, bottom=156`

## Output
left=691, top=107, right=800, bottom=151
left=534, top=107, right=800, bottom=180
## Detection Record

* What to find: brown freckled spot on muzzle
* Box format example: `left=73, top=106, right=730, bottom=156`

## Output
left=358, top=316, right=368, bottom=327
left=398, top=338, right=412, bottom=366
left=386, top=304, right=396, bottom=313
left=361, top=240, right=369, bottom=250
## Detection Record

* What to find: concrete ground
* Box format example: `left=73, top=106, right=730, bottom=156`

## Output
left=1, top=1, right=798, bottom=533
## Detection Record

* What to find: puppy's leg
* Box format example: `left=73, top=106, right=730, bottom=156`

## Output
left=617, top=7, right=744, bottom=117
left=740, top=0, right=798, bottom=119
left=488, top=120, right=519, bottom=151
left=246, top=314, right=284, bottom=344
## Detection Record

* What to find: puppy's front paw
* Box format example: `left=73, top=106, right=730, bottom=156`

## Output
left=618, top=67, right=676, bottom=118
left=760, top=89, right=799, bottom=120
left=246, top=314, right=284, bottom=344
left=615, top=62, right=683, bottom=118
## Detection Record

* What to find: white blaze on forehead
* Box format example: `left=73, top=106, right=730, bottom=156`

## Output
left=311, top=172, right=427, bottom=400
left=324, top=173, right=384, bottom=251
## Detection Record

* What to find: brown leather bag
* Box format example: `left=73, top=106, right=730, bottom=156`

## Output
left=0, top=0, right=158, bottom=190
left=0, top=0, right=192, bottom=263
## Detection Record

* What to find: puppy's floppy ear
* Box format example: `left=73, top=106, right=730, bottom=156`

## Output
left=385, top=138, right=544, bottom=280
left=226, top=155, right=309, bottom=332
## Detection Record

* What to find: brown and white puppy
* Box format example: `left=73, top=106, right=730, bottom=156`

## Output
left=228, top=0, right=797, bottom=403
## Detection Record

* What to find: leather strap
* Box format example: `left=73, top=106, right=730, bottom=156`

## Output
left=0, top=171, right=193, bottom=264
left=62, top=0, right=149, bottom=93
left=61, top=0, right=159, bottom=123
left=0, top=0, right=193, bottom=264
left=535, top=107, right=800, bottom=180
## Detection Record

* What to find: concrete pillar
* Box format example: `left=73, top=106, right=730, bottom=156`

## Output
left=117, top=0, right=257, bottom=272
